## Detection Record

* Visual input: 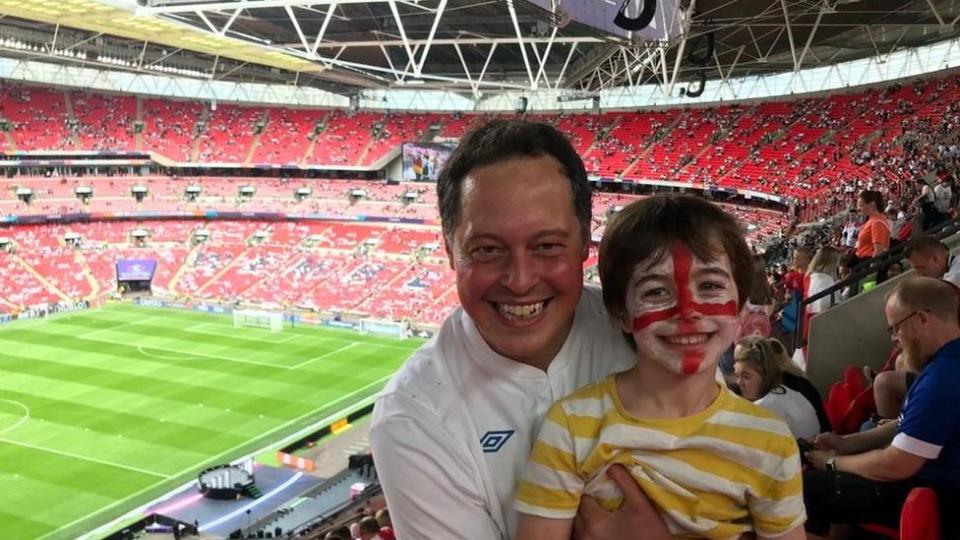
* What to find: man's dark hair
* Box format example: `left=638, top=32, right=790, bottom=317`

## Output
left=436, top=119, right=591, bottom=243
left=325, top=528, right=350, bottom=540
left=859, top=190, right=884, bottom=211
left=358, top=517, right=382, bottom=535
left=599, top=194, right=753, bottom=346
left=906, top=236, right=948, bottom=258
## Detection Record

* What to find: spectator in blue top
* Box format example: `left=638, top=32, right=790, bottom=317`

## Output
left=803, top=276, right=960, bottom=538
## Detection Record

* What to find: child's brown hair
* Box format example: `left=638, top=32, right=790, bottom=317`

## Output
left=599, top=194, right=753, bottom=325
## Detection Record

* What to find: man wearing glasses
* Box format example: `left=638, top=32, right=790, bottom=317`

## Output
left=802, top=277, right=960, bottom=538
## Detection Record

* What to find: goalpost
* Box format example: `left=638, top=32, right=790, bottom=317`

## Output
left=233, top=309, right=284, bottom=333
left=358, top=318, right=409, bottom=339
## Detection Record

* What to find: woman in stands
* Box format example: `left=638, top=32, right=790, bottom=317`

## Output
left=745, top=254, right=776, bottom=323
left=734, top=336, right=826, bottom=438
left=805, top=246, right=840, bottom=315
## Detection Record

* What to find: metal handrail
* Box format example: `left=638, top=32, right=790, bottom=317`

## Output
left=793, top=215, right=960, bottom=346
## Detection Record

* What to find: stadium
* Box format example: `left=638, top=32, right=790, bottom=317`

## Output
left=0, top=0, right=958, bottom=538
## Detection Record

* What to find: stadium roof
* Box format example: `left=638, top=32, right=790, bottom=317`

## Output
left=0, top=0, right=958, bottom=97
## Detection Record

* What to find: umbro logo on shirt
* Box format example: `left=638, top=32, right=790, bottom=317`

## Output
left=480, top=430, right=515, bottom=453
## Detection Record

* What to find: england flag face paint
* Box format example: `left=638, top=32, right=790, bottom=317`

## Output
left=621, top=244, right=741, bottom=376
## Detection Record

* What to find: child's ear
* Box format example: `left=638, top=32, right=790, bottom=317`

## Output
left=618, top=310, right=632, bottom=334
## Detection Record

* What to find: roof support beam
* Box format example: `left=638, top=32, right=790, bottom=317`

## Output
left=378, top=43, right=401, bottom=81
left=310, top=2, right=338, bottom=54
left=285, top=6, right=311, bottom=52
left=779, top=0, right=798, bottom=70
left=666, top=0, right=695, bottom=96
left=310, top=36, right=605, bottom=49
left=796, top=2, right=825, bottom=71
left=209, top=54, right=220, bottom=78
left=533, top=26, right=558, bottom=88
left=414, top=0, right=447, bottom=76
left=476, top=42, right=498, bottom=94
left=145, top=47, right=184, bottom=67
left=63, top=32, right=104, bottom=52
left=715, top=44, right=743, bottom=96
left=925, top=0, right=947, bottom=27
left=289, top=43, right=533, bottom=89
left=137, top=40, right=149, bottom=68
left=453, top=42, right=476, bottom=94
left=138, top=0, right=386, bottom=15
left=620, top=46, right=634, bottom=87
left=195, top=10, right=218, bottom=34
left=221, top=8, right=243, bottom=36
left=554, top=42, right=577, bottom=89
left=507, top=0, right=536, bottom=89
left=387, top=0, right=420, bottom=76
left=48, top=23, right=59, bottom=55
left=216, top=61, right=248, bottom=81
left=883, top=27, right=909, bottom=63
left=746, top=26, right=764, bottom=60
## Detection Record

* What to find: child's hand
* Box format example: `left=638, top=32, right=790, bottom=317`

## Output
left=572, top=464, right=670, bottom=540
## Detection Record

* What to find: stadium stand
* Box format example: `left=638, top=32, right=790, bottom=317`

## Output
left=0, top=85, right=72, bottom=151
left=70, top=91, right=137, bottom=152
left=141, top=97, right=203, bottom=161
left=1, top=67, right=959, bottom=540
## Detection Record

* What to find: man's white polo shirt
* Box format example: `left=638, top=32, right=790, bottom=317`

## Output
left=369, top=286, right=635, bottom=540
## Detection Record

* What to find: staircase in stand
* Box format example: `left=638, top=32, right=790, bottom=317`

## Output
left=190, top=105, right=211, bottom=162
left=75, top=250, right=102, bottom=299
left=167, top=242, right=202, bottom=293
left=62, top=91, right=80, bottom=149
left=16, top=256, right=71, bottom=303
left=135, top=96, right=143, bottom=152
left=243, top=484, right=264, bottom=499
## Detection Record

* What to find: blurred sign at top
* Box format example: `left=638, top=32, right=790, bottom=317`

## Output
left=524, top=0, right=683, bottom=41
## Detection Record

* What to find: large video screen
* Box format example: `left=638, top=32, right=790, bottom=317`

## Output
left=116, top=259, right=157, bottom=281
left=402, top=143, right=455, bottom=182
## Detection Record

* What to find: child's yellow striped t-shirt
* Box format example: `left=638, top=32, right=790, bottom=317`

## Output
left=515, top=375, right=805, bottom=539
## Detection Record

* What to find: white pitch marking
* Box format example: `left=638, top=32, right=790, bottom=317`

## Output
left=0, top=399, right=29, bottom=436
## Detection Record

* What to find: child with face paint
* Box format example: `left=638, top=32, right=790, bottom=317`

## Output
left=515, top=195, right=806, bottom=540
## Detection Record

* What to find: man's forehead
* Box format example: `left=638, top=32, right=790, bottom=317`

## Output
left=885, top=295, right=908, bottom=316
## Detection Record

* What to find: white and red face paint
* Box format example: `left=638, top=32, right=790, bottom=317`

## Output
left=621, top=244, right=741, bottom=377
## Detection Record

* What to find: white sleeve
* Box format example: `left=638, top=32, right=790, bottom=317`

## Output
left=944, top=260, right=960, bottom=288
left=370, top=396, right=505, bottom=540
left=805, top=274, right=835, bottom=314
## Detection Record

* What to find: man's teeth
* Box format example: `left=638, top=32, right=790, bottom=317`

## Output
left=665, top=334, right=709, bottom=345
left=497, top=302, right=545, bottom=321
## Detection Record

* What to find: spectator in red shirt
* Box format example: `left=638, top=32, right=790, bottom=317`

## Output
left=375, top=509, right=395, bottom=540
left=784, top=246, right=812, bottom=296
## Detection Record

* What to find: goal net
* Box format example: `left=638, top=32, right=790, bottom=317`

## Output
left=233, top=309, right=284, bottom=333
left=358, top=318, right=409, bottom=339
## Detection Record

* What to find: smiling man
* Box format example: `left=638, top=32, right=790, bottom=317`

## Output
left=369, top=121, right=654, bottom=539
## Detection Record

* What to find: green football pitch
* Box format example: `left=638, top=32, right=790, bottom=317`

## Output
left=0, top=303, right=422, bottom=540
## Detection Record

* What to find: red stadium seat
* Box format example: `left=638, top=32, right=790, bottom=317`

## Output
left=843, top=365, right=866, bottom=398
left=826, top=381, right=853, bottom=432
left=837, top=386, right=876, bottom=435
left=860, top=487, right=940, bottom=540
left=900, top=488, right=941, bottom=540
